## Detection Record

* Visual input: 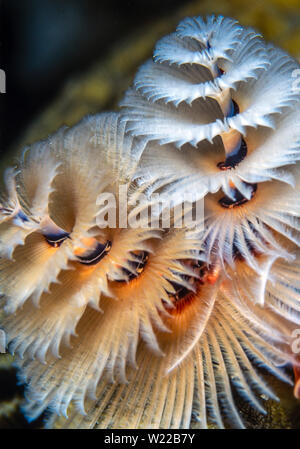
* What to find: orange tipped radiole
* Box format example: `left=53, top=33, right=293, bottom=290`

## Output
left=1, top=15, right=300, bottom=429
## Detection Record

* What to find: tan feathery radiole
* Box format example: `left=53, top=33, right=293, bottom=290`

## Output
left=0, top=15, right=300, bottom=429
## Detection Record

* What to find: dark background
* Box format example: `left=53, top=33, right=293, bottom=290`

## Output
left=0, top=0, right=194, bottom=158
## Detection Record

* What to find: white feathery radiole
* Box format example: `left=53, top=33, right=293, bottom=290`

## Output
left=0, top=14, right=300, bottom=429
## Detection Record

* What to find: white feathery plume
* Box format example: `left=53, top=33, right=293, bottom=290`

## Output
left=40, top=271, right=296, bottom=429
left=133, top=105, right=300, bottom=203
left=11, top=230, right=204, bottom=421
left=203, top=166, right=300, bottom=271
left=137, top=28, right=268, bottom=111
left=121, top=14, right=300, bottom=201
